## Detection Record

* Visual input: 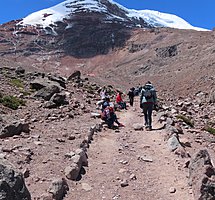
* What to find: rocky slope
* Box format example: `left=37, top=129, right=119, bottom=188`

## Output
left=0, top=23, right=214, bottom=98
left=0, top=1, right=215, bottom=199
left=0, top=66, right=215, bottom=199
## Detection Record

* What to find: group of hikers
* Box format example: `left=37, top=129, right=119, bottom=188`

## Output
left=97, top=81, right=157, bottom=131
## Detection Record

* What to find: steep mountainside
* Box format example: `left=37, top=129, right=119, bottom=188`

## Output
left=0, top=23, right=214, bottom=98
left=0, top=0, right=213, bottom=98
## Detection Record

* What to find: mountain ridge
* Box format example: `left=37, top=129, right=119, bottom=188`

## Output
left=17, top=0, right=208, bottom=32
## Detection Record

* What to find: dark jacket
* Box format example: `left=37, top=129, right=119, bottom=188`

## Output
left=140, top=84, right=157, bottom=104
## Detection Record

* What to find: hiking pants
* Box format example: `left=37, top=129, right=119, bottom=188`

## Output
left=142, top=103, right=153, bottom=128
left=129, top=97, right=134, bottom=106
left=106, top=113, right=120, bottom=128
left=118, top=102, right=126, bottom=109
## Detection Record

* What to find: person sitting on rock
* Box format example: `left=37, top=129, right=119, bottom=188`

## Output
left=116, top=92, right=127, bottom=109
left=101, top=106, right=124, bottom=129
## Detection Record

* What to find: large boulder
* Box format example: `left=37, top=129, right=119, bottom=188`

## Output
left=0, top=159, right=31, bottom=200
left=0, top=121, right=30, bottom=138
left=67, top=71, right=81, bottom=81
left=209, top=89, right=215, bottom=103
left=30, top=77, right=61, bottom=91
left=34, top=85, right=60, bottom=101
left=189, top=149, right=215, bottom=199
left=48, top=178, right=69, bottom=200
left=48, top=75, right=66, bottom=88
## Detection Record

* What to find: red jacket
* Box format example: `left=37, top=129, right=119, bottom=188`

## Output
left=116, top=94, right=123, bottom=103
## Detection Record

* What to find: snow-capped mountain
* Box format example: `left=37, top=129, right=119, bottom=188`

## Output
left=18, top=0, right=207, bottom=32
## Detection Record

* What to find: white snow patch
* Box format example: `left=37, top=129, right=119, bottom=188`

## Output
left=18, top=0, right=209, bottom=31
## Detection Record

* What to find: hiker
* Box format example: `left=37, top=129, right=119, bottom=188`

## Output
left=96, top=87, right=110, bottom=110
left=140, top=81, right=157, bottom=131
left=100, top=87, right=107, bottom=100
left=116, top=92, right=127, bottom=109
left=101, top=97, right=111, bottom=111
left=127, top=87, right=135, bottom=106
left=101, top=106, right=124, bottom=129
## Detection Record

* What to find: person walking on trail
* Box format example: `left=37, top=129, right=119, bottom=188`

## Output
left=140, top=81, right=157, bottom=131
left=128, top=87, right=135, bottom=106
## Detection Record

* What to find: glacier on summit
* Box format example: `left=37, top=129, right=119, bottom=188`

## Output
left=18, top=0, right=208, bottom=31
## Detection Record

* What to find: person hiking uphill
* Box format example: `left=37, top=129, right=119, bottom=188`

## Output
left=128, top=87, right=135, bottom=106
left=140, top=81, right=157, bottom=131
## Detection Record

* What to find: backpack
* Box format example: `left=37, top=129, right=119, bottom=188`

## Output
left=144, top=88, right=153, bottom=100
left=101, top=106, right=112, bottom=120
left=101, top=111, right=107, bottom=120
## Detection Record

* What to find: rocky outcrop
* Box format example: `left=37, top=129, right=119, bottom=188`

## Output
left=0, top=159, right=31, bottom=200
left=34, top=85, right=60, bottom=101
left=155, top=44, right=178, bottom=58
left=189, top=150, right=215, bottom=200
left=209, top=89, right=215, bottom=103
left=0, top=121, right=30, bottom=138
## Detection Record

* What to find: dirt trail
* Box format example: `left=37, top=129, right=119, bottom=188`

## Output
left=70, top=98, right=194, bottom=200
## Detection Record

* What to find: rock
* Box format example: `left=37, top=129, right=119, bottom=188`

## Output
left=81, top=183, right=92, bottom=191
left=23, top=168, right=30, bottom=178
left=50, top=93, right=67, bottom=106
left=166, top=117, right=174, bottom=126
left=67, top=71, right=81, bottom=81
left=209, top=89, right=215, bottom=103
left=15, top=66, right=25, bottom=74
left=169, top=187, right=176, bottom=193
left=165, top=124, right=180, bottom=134
left=138, top=155, right=153, bottom=162
left=0, top=121, right=30, bottom=138
left=167, top=134, right=181, bottom=151
left=71, top=154, right=82, bottom=168
left=30, top=77, right=60, bottom=90
left=133, top=123, right=143, bottom=131
left=189, top=149, right=215, bottom=199
left=75, top=148, right=88, bottom=167
left=119, top=169, right=127, bottom=173
left=129, top=174, right=137, bottom=180
left=0, top=159, right=31, bottom=200
left=48, top=178, right=69, bottom=200
left=68, top=135, right=76, bottom=140
left=64, top=163, right=80, bottom=181
left=48, top=75, right=66, bottom=88
left=120, top=179, right=129, bottom=187
left=180, top=137, right=191, bottom=147
left=64, top=151, right=76, bottom=159
left=174, top=146, right=189, bottom=158
left=34, top=85, right=60, bottom=101
left=90, top=112, right=101, bottom=118
left=156, top=45, right=178, bottom=58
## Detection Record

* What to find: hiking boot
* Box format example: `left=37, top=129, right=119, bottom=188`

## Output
left=145, top=126, right=152, bottom=131
left=118, top=123, right=125, bottom=127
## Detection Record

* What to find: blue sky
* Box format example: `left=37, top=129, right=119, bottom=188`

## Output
left=0, top=0, right=214, bottom=30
